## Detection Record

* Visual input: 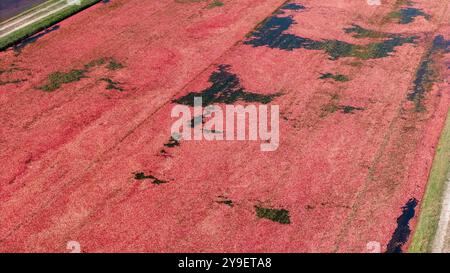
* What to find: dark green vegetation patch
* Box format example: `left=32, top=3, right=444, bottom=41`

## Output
left=164, top=136, right=180, bottom=148
left=319, top=73, right=349, bottom=82
left=407, top=35, right=450, bottom=111
left=321, top=93, right=364, bottom=116
left=106, top=60, right=125, bottom=71
left=84, top=57, right=124, bottom=71
left=100, top=77, right=123, bottom=91
left=344, top=24, right=389, bottom=39
left=173, top=64, right=281, bottom=106
left=322, top=104, right=364, bottom=115
left=84, top=58, right=108, bottom=69
left=206, top=0, right=224, bottom=9
left=133, top=172, right=168, bottom=185
left=245, top=9, right=417, bottom=60
left=340, top=105, right=365, bottom=114
left=216, top=196, right=233, bottom=207
left=386, top=7, right=431, bottom=24
left=38, top=57, right=124, bottom=92
left=175, top=0, right=223, bottom=9
left=39, top=69, right=87, bottom=92
left=255, top=206, right=291, bottom=224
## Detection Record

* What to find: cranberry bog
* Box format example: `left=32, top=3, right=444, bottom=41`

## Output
left=0, top=0, right=449, bottom=252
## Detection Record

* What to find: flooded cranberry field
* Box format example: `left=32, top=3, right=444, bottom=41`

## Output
left=0, top=0, right=449, bottom=253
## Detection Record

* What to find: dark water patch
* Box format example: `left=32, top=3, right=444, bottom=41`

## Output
left=408, top=54, right=434, bottom=112
left=164, top=136, right=180, bottom=148
left=244, top=15, right=312, bottom=51
left=387, top=8, right=431, bottom=24
left=13, top=25, right=60, bottom=54
left=322, top=104, right=364, bottom=115
left=217, top=200, right=233, bottom=206
left=319, top=73, right=349, bottom=82
left=281, top=3, right=305, bottom=10
left=216, top=196, right=233, bottom=207
left=407, top=35, right=450, bottom=111
left=99, top=77, right=123, bottom=91
left=134, top=172, right=152, bottom=180
left=255, top=206, right=291, bottom=224
left=244, top=11, right=416, bottom=59
left=275, top=2, right=305, bottom=14
left=133, top=172, right=168, bottom=185
left=159, top=149, right=170, bottom=156
left=151, top=177, right=168, bottom=185
left=344, top=24, right=389, bottom=39
left=430, top=35, right=450, bottom=53
left=340, top=105, right=365, bottom=114
left=386, top=198, right=418, bottom=253
left=173, top=65, right=281, bottom=106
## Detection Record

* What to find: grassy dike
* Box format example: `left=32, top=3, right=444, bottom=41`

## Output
left=409, top=109, right=450, bottom=252
left=0, top=0, right=102, bottom=51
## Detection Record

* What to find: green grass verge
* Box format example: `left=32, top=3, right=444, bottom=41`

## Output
left=0, top=0, right=102, bottom=51
left=206, top=0, right=224, bottom=9
left=409, top=109, right=450, bottom=252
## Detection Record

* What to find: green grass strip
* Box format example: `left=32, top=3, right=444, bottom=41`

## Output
left=0, top=0, right=102, bottom=51
left=409, top=109, right=450, bottom=252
